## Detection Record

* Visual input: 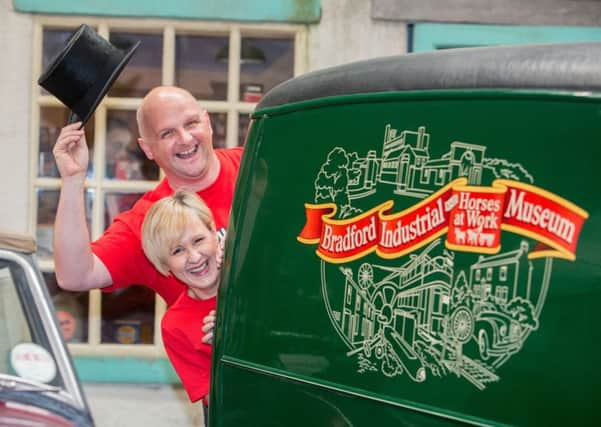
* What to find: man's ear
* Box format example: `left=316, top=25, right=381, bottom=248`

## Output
left=202, top=110, right=213, bottom=138
left=138, top=137, right=154, bottom=160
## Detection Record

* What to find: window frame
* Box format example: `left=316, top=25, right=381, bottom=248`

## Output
left=29, top=15, right=306, bottom=378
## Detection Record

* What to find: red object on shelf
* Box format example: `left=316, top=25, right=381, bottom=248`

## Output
left=243, top=84, right=263, bottom=102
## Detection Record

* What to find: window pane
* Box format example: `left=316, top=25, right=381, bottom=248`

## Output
left=101, top=286, right=155, bottom=344
left=104, top=192, right=145, bottom=229
left=106, top=110, right=159, bottom=180
left=210, top=112, right=227, bottom=149
left=238, top=113, right=251, bottom=146
left=239, top=37, right=294, bottom=101
left=108, top=32, right=162, bottom=98
left=102, top=192, right=155, bottom=343
left=44, top=273, right=89, bottom=343
left=39, top=107, right=95, bottom=178
left=0, top=266, right=32, bottom=371
left=41, top=28, right=84, bottom=96
left=36, top=189, right=93, bottom=259
left=175, top=35, right=229, bottom=100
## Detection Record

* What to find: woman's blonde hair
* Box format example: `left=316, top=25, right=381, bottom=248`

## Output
left=141, top=190, right=215, bottom=276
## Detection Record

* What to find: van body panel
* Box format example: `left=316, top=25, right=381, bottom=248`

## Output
left=212, top=46, right=601, bottom=427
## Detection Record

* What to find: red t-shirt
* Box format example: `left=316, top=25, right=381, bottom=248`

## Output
left=161, top=292, right=216, bottom=403
left=91, top=147, right=243, bottom=305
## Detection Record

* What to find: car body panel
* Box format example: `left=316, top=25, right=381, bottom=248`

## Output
left=0, top=234, right=94, bottom=426
left=0, top=399, right=78, bottom=427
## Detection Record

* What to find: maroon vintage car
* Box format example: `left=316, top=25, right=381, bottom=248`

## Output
left=0, top=232, right=94, bottom=426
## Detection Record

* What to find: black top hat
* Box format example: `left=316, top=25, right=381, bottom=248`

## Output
left=38, top=24, right=140, bottom=126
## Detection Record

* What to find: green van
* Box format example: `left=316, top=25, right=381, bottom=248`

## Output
left=211, top=43, right=600, bottom=426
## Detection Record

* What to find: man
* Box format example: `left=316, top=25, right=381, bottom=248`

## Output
left=52, top=86, right=243, bottom=305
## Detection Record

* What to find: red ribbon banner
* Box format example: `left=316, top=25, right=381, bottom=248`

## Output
left=297, top=178, right=588, bottom=263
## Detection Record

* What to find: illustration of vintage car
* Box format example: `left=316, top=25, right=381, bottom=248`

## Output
left=474, top=310, right=522, bottom=361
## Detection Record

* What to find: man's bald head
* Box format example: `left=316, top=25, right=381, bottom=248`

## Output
left=134, top=85, right=217, bottom=190
left=136, top=86, right=198, bottom=138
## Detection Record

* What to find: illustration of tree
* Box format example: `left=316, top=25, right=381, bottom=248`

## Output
left=484, top=158, right=534, bottom=183
left=505, top=297, right=539, bottom=330
left=314, top=147, right=361, bottom=218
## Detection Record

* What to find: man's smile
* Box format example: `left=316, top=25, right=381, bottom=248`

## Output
left=176, top=144, right=199, bottom=159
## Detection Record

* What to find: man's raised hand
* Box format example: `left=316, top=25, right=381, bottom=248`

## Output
left=52, top=122, right=89, bottom=183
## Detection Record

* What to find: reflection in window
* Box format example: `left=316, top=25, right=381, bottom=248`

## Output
left=36, top=189, right=93, bottom=259
left=210, top=112, right=227, bottom=149
left=238, top=113, right=251, bottom=146
left=176, top=35, right=229, bottom=100
left=106, top=111, right=159, bottom=180
left=44, top=273, right=89, bottom=343
left=109, top=32, right=163, bottom=98
left=39, top=107, right=95, bottom=178
left=101, top=286, right=155, bottom=344
left=239, top=37, right=294, bottom=101
left=104, top=192, right=145, bottom=229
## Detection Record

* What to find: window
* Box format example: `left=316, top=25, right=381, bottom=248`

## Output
left=432, top=290, right=442, bottom=315
left=31, top=17, right=305, bottom=372
left=500, top=265, right=508, bottom=282
left=482, top=284, right=491, bottom=300
left=495, top=286, right=508, bottom=305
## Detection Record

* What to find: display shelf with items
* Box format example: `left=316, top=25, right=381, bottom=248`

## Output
left=209, top=112, right=228, bottom=149
left=105, top=110, right=160, bottom=181
left=239, top=36, right=294, bottom=101
left=101, top=286, right=156, bottom=345
left=175, top=35, right=229, bottom=100
left=238, top=113, right=251, bottom=146
left=44, top=273, right=89, bottom=344
left=104, top=192, right=145, bottom=230
left=39, top=107, right=95, bottom=179
left=36, top=189, right=93, bottom=260
left=242, top=83, right=263, bottom=103
left=108, top=32, right=163, bottom=98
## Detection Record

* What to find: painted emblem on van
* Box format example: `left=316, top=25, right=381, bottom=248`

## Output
left=298, top=125, right=588, bottom=389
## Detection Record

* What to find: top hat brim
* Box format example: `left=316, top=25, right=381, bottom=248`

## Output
left=69, top=40, right=141, bottom=125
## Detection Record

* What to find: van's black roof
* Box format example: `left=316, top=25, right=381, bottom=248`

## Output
left=257, top=42, right=601, bottom=110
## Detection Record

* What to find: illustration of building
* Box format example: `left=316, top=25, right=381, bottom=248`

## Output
left=338, top=240, right=454, bottom=348
left=340, top=266, right=376, bottom=346
left=348, top=124, right=492, bottom=200
left=469, top=241, right=533, bottom=304
left=338, top=124, right=529, bottom=206
left=394, top=249, right=454, bottom=340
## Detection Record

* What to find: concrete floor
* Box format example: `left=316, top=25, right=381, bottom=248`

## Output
left=83, top=383, right=204, bottom=427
